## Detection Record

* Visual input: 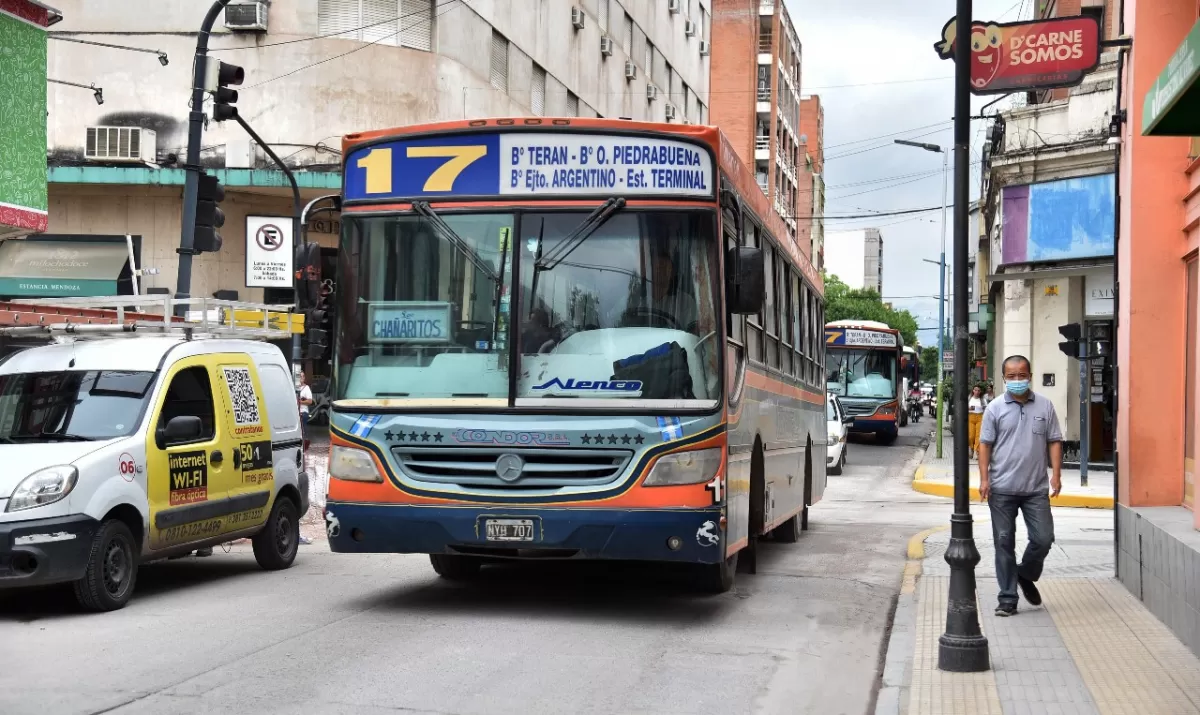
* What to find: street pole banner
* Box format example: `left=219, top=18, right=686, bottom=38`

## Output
left=934, top=15, right=1101, bottom=94
left=245, top=215, right=293, bottom=288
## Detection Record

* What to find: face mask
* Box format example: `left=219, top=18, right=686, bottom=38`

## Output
left=1005, top=379, right=1030, bottom=396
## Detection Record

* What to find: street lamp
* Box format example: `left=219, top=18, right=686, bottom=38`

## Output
left=898, top=138, right=950, bottom=459
left=48, top=78, right=104, bottom=105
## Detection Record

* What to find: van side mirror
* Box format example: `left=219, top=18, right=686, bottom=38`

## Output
left=843, top=416, right=855, bottom=425
left=726, top=246, right=765, bottom=315
left=160, top=415, right=203, bottom=447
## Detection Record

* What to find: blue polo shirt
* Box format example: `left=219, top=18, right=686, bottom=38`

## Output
left=979, top=391, right=1063, bottom=495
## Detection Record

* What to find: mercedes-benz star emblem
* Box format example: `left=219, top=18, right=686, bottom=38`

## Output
left=495, top=453, right=525, bottom=482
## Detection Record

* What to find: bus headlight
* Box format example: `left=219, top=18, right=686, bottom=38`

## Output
left=643, top=448, right=722, bottom=487
left=330, top=445, right=383, bottom=483
left=877, top=402, right=898, bottom=417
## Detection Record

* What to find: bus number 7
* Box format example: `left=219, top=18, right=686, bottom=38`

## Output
left=356, top=145, right=489, bottom=195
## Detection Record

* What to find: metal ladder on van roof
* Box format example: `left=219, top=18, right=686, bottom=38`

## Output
left=0, top=295, right=305, bottom=341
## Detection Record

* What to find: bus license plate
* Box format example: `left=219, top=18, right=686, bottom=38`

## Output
left=484, top=518, right=535, bottom=542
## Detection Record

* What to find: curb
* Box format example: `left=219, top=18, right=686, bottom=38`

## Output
left=910, top=478, right=1114, bottom=509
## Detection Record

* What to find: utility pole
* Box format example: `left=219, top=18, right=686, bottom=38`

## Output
left=896, top=139, right=949, bottom=458
left=938, top=1, right=990, bottom=673
left=176, top=0, right=233, bottom=312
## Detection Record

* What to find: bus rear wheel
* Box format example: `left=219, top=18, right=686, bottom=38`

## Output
left=430, top=553, right=482, bottom=580
left=696, top=552, right=737, bottom=593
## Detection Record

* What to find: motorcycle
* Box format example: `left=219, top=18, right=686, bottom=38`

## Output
left=907, top=396, right=923, bottom=423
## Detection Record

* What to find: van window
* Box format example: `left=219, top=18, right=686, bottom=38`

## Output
left=158, top=366, right=216, bottom=440
left=258, top=362, right=300, bottom=433
left=0, top=370, right=154, bottom=441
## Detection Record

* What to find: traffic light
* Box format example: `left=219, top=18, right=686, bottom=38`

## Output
left=193, top=172, right=225, bottom=253
left=1058, top=322, right=1083, bottom=359
left=304, top=307, right=329, bottom=359
left=294, top=242, right=321, bottom=309
left=204, top=57, right=243, bottom=122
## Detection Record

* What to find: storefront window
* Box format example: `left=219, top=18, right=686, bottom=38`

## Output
left=1186, top=259, right=1197, bottom=509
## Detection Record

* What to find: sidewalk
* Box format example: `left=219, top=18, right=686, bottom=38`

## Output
left=912, top=430, right=1114, bottom=509
left=878, top=496, right=1200, bottom=713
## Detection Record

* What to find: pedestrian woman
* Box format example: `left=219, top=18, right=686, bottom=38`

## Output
left=968, top=384, right=986, bottom=459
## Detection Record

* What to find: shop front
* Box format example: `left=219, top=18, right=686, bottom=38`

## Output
left=0, top=235, right=140, bottom=299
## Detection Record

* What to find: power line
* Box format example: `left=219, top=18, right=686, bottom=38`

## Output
left=212, top=0, right=461, bottom=53
left=823, top=121, right=953, bottom=150
left=824, top=127, right=952, bottom=162
left=243, top=0, right=463, bottom=89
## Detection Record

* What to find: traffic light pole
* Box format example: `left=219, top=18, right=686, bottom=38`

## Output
left=1079, top=340, right=1089, bottom=488
left=232, top=114, right=303, bottom=369
left=175, top=0, right=231, bottom=314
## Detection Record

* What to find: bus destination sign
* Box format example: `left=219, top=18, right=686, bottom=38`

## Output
left=344, top=132, right=715, bottom=201
left=826, top=328, right=899, bottom=348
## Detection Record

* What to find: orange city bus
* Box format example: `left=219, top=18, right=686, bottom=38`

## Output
left=323, top=117, right=827, bottom=591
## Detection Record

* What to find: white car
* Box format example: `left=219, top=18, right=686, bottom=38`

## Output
left=827, top=394, right=851, bottom=475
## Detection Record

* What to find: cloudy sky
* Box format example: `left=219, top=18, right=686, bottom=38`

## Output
left=788, top=0, right=1027, bottom=343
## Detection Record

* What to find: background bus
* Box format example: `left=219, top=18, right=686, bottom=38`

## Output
left=324, top=117, right=826, bottom=592
left=824, top=320, right=903, bottom=444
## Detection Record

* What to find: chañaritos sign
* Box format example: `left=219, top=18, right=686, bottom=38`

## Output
left=934, top=16, right=1101, bottom=95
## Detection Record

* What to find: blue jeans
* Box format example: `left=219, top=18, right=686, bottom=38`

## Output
left=988, top=492, right=1055, bottom=607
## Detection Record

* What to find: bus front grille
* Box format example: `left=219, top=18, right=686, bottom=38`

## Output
left=392, top=447, right=633, bottom=488
left=842, top=403, right=880, bottom=417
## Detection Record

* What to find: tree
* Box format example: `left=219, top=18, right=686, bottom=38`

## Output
left=920, top=346, right=939, bottom=382
left=823, top=272, right=920, bottom=346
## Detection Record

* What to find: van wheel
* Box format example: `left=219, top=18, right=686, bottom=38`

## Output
left=830, top=450, right=844, bottom=476
left=73, top=519, right=138, bottom=612
left=696, top=552, right=737, bottom=593
left=430, top=553, right=482, bottom=580
left=253, top=497, right=299, bottom=571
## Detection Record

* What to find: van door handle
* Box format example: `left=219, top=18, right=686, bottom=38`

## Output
left=211, top=450, right=223, bottom=464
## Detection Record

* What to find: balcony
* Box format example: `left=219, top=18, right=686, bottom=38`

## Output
left=758, top=34, right=772, bottom=54
left=759, top=0, right=774, bottom=15
left=757, top=87, right=771, bottom=102
left=755, top=135, right=770, bottom=162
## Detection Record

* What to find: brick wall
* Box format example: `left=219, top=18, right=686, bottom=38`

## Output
left=709, top=0, right=758, bottom=170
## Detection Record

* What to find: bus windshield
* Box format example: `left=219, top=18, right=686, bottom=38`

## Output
left=826, top=348, right=897, bottom=399
left=336, top=209, right=722, bottom=407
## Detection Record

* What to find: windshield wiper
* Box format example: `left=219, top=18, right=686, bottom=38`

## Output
left=535, top=197, right=626, bottom=271
left=411, top=201, right=498, bottom=282
left=36, top=433, right=92, bottom=442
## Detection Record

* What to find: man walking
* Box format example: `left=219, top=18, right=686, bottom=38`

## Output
left=978, top=355, right=1063, bottom=616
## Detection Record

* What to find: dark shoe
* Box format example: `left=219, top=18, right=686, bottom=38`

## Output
left=195, top=547, right=213, bottom=557
left=995, top=604, right=1017, bottom=617
left=1018, top=576, right=1042, bottom=606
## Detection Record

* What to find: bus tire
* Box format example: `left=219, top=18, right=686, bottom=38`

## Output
left=697, top=552, right=737, bottom=593
left=430, top=553, right=482, bottom=580
left=773, top=513, right=800, bottom=543
left=800, top=443, right=812, bottom=532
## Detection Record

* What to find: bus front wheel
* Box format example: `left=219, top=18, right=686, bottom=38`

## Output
left=696, top=552, right=737, bottom=593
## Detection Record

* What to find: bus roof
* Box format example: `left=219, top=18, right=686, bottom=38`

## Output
left=826, top=319, right=897, bottom=332
left=341, top=117, right=821, bottom=292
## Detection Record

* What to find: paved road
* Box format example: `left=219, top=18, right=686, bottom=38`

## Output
left=0, top=424, right=945, bottom=715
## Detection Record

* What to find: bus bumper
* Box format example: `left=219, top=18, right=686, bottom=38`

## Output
left=323, top=502, right=727, bottom=564
left=850, top=417, right=898, bottom=438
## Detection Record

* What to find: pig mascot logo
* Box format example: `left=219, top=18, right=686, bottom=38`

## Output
left=935, top=19, right=1005, bottom=90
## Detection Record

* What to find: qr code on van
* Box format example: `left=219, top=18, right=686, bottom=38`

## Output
left=222, top=367, right=260, bottom=425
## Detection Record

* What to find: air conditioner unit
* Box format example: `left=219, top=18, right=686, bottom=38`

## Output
left=571, top=6, right=586, bottom=30
left=84, top=126, right=157, bottom=163
left=625, top=60, right=637, bottom=80
left=664, top=104, right=676, bottom=120
left=600, top=36, right=614, bottom=57
left=699, top=40, right=711, bottom=56
left=646, top=85, right=658, bottom=101
left=685, top=19, right=696, bottom=37
left=224, top=1, right=268, bottom=32
left=668, top=0, right=680, bottom=13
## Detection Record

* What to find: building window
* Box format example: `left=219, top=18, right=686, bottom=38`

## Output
left=598, top=0, right=609, bottom=33
left=490, top=30, right=509, bottom=92
left=317, top=0, right=434, bottom=51
left=645, top=40, right=653, bottom=73
left=566, top=91, right=579, bottom=117
left=1081, top=3, right=1105, bottom=40
left=623, top=12, right=633, bottom=53
left=531, top=64, right=546, bottom=116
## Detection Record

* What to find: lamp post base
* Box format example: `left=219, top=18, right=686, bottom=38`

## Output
left=937, top=514, right=990, bottom=672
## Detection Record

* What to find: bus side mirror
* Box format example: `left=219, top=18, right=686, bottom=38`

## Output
left=726, top=246, right=765, bottom=315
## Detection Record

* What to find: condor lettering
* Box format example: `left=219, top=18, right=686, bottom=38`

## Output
left=532, top=378, right=644, bottom=393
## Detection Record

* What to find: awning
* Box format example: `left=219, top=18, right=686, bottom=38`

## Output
left=0, top=238, right=129, bottom=297
left=1143, top=18, right=1200, bottom=136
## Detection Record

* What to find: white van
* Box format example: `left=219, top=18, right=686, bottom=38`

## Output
left=0, top=335, right=308, bottom=611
